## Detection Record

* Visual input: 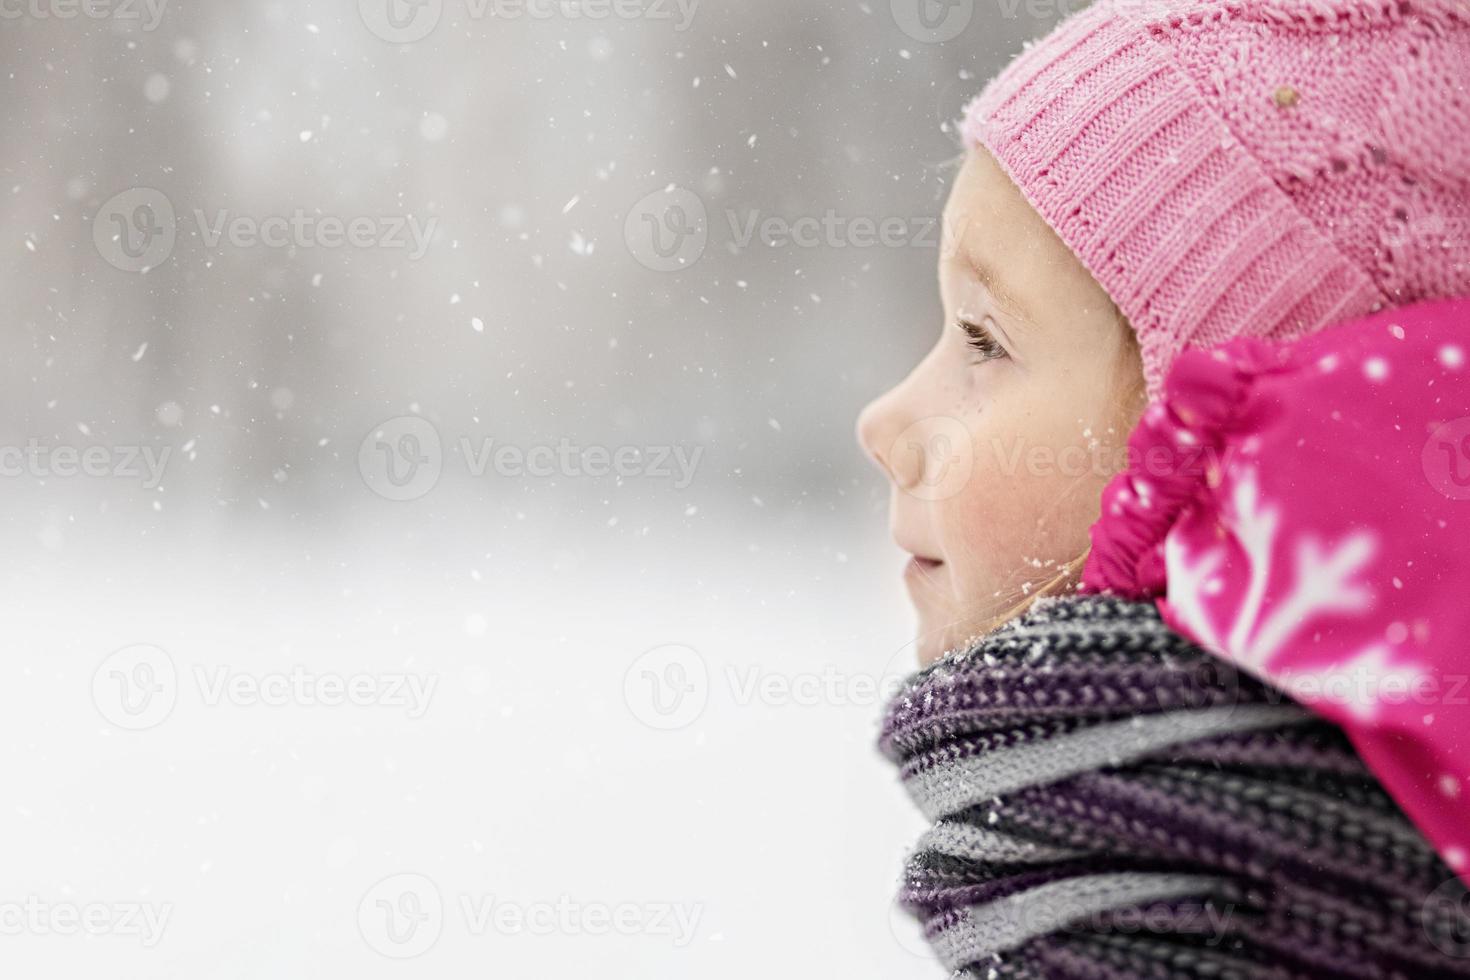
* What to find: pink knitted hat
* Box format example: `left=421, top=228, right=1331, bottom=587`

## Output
left=959, top=0, right=1470, bottom=401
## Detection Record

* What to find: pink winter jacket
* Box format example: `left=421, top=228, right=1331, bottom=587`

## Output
left=1082, top=294, right=1470, bottom=883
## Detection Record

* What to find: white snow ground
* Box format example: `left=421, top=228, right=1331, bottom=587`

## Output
left=1, top=492, right=936, bottom=978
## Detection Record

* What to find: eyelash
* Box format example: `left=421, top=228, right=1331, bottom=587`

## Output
left=957, top=317, right=1008, bottom=363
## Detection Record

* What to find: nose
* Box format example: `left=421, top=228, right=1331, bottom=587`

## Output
left=857, top=384, right=922, bottom=491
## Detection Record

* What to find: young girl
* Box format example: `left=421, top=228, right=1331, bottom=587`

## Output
left=861, top=0, right=1470, bottom=975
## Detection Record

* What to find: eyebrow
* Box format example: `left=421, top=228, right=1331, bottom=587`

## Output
left=963, top=242, right=1032, bottom=326
left=942, top=215, right=1033, bottom=326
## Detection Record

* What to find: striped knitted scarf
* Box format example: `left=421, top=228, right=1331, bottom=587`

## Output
left=878, top=594, right=1470, bottom=979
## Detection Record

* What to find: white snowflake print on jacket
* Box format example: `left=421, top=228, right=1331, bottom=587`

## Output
left=1165, top=466, right=1426, bottom=724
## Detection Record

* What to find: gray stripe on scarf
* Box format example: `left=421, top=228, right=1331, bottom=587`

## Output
left=930, top=872, right=1227, bottom=970
left=917, top=820, right=1082, bottom=864
left=907, top=703, right=1310, bottom=821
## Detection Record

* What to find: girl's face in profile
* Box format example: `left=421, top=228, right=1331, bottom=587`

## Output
left=858, top=148, right=1146, bottom=665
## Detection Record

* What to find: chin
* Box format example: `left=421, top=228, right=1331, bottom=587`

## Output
left=911, top=598, right=1002, bottom=668
left=912, top=611, right=959, bottom=667
left=914, top=631, right=945, bottom=668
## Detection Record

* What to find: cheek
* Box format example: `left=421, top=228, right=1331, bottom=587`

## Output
left=933, top=401, right=1117, bottom=598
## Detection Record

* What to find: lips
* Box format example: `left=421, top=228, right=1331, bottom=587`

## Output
left=903, top=554, right=946, bottom=590
left=893, top=528, right=945, bottom=593
left=894, top=533, right=942, bottom=567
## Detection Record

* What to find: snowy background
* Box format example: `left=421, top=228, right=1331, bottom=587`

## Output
left=0, top=1, right=1067, bottom=975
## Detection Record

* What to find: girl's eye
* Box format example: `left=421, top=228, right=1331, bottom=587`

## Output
left=956, top=317, right=1008, bottom=363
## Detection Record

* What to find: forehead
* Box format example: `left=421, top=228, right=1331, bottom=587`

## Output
left=939, top=149, right=1104, bottom=321
left=941, top=150, right=1051, bottom=261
